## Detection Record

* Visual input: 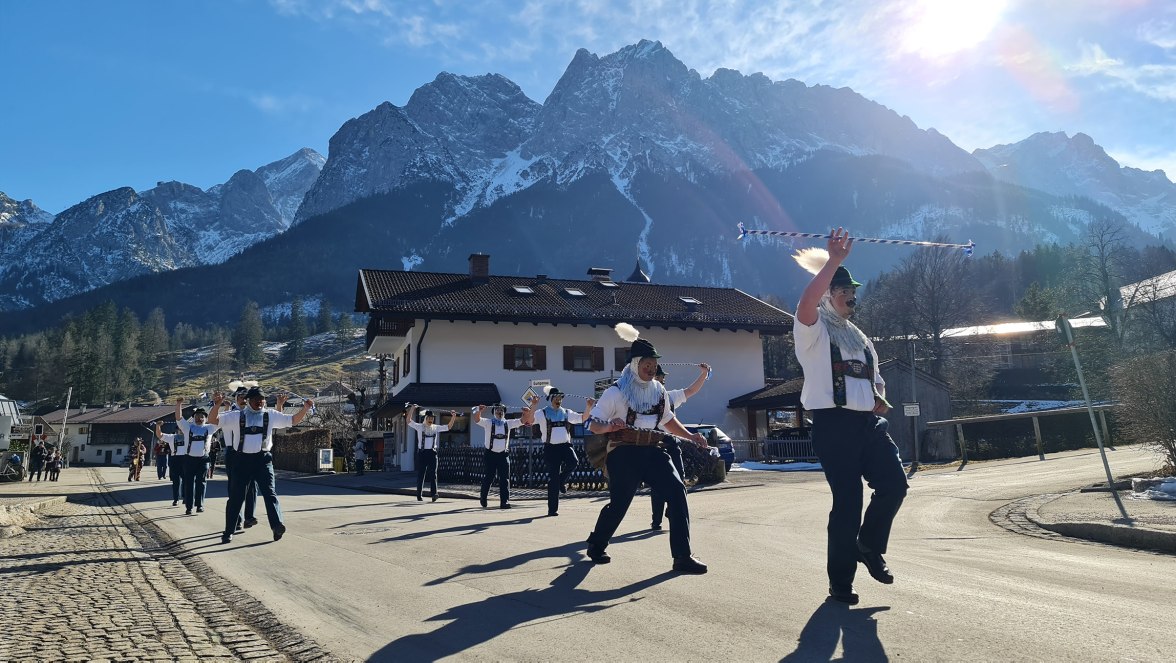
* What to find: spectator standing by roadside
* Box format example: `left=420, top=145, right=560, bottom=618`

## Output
left=28, top=441, right=45, bottom=482
left=353, top=436, right=366, bottom=476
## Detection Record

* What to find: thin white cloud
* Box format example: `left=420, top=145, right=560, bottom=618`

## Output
left=1138, top=18, right=1176, bottom=50
left=1068, top=41, right=1176, bottom=102
left=247, top=92, right=320, bottom=114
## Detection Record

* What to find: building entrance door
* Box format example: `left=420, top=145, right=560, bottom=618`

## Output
left=104, top=450, right=112, bottom=465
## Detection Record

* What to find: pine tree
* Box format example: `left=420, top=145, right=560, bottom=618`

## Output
left=336, top=313, right=356, bottom=353
left=232, top=301, right=265, bottom=369
left=1014, top=282, right=1055, bottom=321
left=139, top=307, right=169, bottom=388
left=284, top=297, right=307, bottom=364
left=317, top=300, right=334, bottom=335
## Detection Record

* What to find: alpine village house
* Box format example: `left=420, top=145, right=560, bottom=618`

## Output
left=355, top=254, right=792, bottom=471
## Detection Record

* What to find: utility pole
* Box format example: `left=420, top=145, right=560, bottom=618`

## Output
left=59, top=387, right=73, bottom=464
left=1055, top=315, right=1129, bottom=520
left=908, top=341, right=919, bottom=474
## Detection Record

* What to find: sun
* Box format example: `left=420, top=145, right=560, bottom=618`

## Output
left=900, top=0, right=1009, bottom=59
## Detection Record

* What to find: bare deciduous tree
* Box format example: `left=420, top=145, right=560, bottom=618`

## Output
left=1112, top=352, right=1176, bottom=472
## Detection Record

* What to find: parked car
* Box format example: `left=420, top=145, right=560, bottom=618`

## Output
left=684, top=424, right=735, bottom=471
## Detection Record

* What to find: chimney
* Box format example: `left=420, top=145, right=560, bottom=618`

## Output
left=469, top=253, right=490, bottom=282
left=587, top=267, right=613, bottom=282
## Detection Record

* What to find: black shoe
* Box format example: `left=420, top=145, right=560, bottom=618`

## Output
left=586, top=545, right=611, bottom=564
left=828, top=586, right=860, bottom=605
left=234, top=524, right=245, bottom=534
left=560, top=484, right=568, bottom=494
left=221, top=534, right=232, bottom=544
left=273, top=524, right=286, bottom=541
left=548, top=511, right=559, bottom=517
left=431, top=495, right=438, bottom=502
left=196, top=506, right=204, bottom=513
left=244, top=518, right=258, bottom=529
left=672, top=556, right=708, bottom=574
left=650, top=522, right=663, bottom=531
left=857, top=543, right=894, bottom=584
left=480, top=498, right=488, bottom=508
left=500, top=503, right=513, bottom=509
left=172, top=500, right=178, bottom=506
left=417, top=495, right=423, bottom=501
left=185, top=508, right=192, bottom=515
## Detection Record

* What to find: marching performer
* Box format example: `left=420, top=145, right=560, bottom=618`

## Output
left=473, top=404, right=523, bottom=509
left=210, top=386, right=313, bottom=543
left=522, top=387, right=595, bottom=517
left=649, top=363, right=710, bottom=531
left=406, top=405, right=456, bottom=501
left=175, top=396, right=221, bottom=515
left=154, top=420, right=187, bottom=506
left=585, top=324, right=709, bottom=574
left=793, top=228, right=908, bottom=605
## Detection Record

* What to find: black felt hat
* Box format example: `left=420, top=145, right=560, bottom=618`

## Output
left=246, top=386, right=265, bottom=400
left=193, top=407, right=208, bottom=416
left=546, top=387, right=564, bottom=401
left=830, top=266, right=862, bottom=289
left=628, top=338, right=661, bottom=361
left=655, top=365, right=666, bottom=377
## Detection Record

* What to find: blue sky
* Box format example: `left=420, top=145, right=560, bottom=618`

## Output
left=3, top=0, right=1174, bottom=214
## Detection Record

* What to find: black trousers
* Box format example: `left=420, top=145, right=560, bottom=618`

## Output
left=415, top=449, right=438, bottom=498
left=480, top=449, right=510, bottom=505
left=224, top=451, right=283, bottom=536
left=224, top=448, right=257, bottom=524
left=171, top=462, right=182, bottom=502
left=180, top=456, right=209, bottom=510
left=811, top=408, right=909, bottom=591
left=650, top=438, right=685, bottom=526
left=588, top=445, right=692, bottom=559
left=544, top=443, right=578, bottom=514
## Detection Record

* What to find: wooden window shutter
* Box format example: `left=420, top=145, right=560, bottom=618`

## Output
left=592, top=347, right=604, bottom=371
left=563, top=346, right=574, bottom=371
left=535, top=345, right=547, bottom=370
left=614, top=347, right=628, bottom=371
left=503, top=345, right=514, bottom=370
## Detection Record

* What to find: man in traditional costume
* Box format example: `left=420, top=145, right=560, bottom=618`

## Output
left=473, top=404, right=523, bottom=509
left=523, top=387, right=595, bottom=517
left=649, top=363, right=709, bottom=531
left=584, top=324, right=709, bottom=574
left=793, top=228, right=908, bottom=605
left=406, top=405, right=456, bottom=501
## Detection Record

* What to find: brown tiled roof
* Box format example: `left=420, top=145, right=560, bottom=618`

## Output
left=40, top=408, right=115, bottom=424
left=356, top=269, right=791, bottom=334
left=87, top=405, right=187, bottom=425
left=370, top=383, right=503, bottom=419
left=727, top=378, right=805, bottom=408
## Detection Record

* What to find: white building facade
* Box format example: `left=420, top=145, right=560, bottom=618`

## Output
left=358, top=255, right=790, bottom=472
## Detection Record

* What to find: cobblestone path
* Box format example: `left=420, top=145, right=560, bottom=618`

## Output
left=0, top=471, right=334, bottom=663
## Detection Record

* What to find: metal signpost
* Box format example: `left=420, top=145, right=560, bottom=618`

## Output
left=1055, top=315, right=1129, bottom=520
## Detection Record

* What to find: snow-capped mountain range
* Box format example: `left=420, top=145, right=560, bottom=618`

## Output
left=0, top=148, right=323, bottom=311
left=973, top=132, right=1176, bottom=238
left=2, top=40, right=1172, bottom=331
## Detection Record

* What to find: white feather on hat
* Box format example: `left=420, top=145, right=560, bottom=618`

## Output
left=793, top=247, right=830, bottom=276
left=541, top=385, right=554, bottom=397
left=615, top=322, right=640, bottom=342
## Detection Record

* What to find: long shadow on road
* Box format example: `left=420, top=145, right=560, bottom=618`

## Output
left=780, top=601, right=890, bottom=662
left=369, top=558, right=676, bottom=662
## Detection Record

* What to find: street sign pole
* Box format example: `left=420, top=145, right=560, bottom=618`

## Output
left=908, top=340, right=919, bottom=473
left=1055, top=315, right=1129, bottom=520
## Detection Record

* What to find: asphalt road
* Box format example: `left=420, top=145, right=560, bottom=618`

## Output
left=97, top=446, right=1173, bottom=662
